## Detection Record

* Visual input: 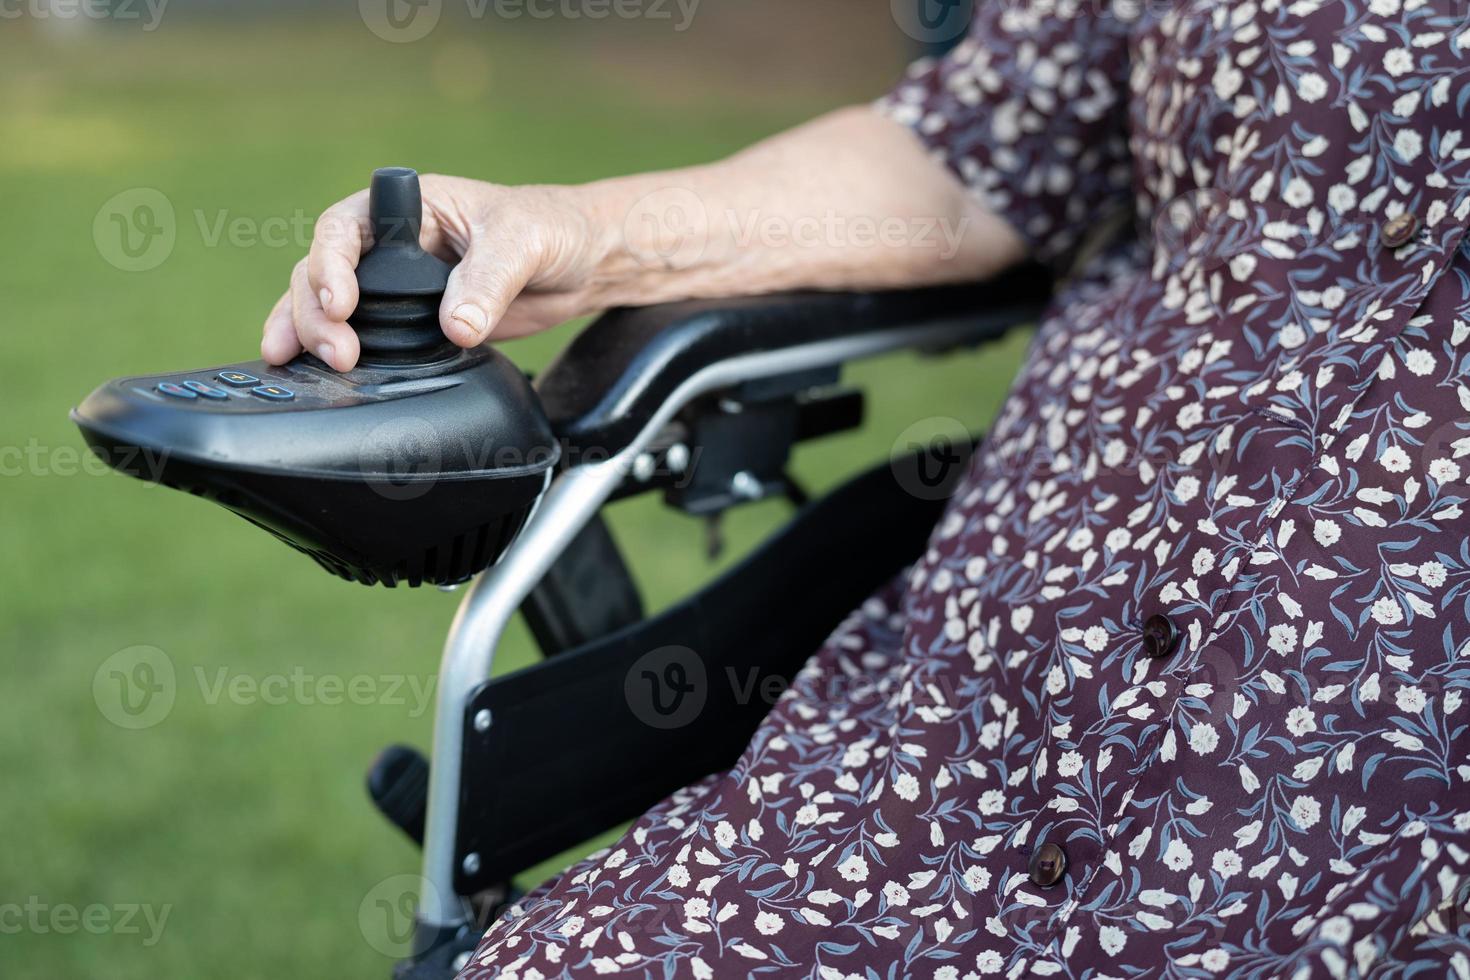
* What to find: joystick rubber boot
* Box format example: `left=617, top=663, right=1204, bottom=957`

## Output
left=350, top=168, right=458, bottom=364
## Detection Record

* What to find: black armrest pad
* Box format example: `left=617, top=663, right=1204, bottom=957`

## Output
left=535, top=263, right=1052, bottom=455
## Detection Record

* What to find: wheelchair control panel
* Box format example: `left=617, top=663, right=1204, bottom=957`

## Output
left=72, top=168, right=559, bottom=588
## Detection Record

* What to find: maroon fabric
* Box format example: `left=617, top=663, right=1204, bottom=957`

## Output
left=461, top=2, right=1470, bottom=976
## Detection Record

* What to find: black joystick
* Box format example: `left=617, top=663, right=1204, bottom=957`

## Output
left=350, top=167, right=457, bottom=363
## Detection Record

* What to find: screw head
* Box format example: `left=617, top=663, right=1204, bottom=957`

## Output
left=731, top=471, right=763, bottom=501
left=473, top=709, right=492, bottom=732
left=462, top=852, right=481, bottom=876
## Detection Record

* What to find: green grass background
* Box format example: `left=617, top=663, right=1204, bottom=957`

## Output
left=0, top=11, right=1028, bottom=978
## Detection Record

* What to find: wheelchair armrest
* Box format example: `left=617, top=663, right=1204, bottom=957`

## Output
left=535, top=262, right=1053, bottom=456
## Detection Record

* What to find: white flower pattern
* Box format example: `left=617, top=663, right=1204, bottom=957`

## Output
left=460, top=1, right=1470, bottom=977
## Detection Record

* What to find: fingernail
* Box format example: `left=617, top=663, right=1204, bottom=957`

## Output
left=451, top=304, right=489, bottom=339
left=319, top=287, right=333, bottom=314
left=317, top=343, right=335, bottom=367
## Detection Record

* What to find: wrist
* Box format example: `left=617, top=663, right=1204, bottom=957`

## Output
left=568, top=172, right=733, bottom=309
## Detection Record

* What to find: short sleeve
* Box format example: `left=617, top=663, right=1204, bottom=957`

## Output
left=877, top=0, right=1137, bottom=272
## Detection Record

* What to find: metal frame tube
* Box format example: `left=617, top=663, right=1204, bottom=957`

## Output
left=418, top=458, right=630, bottom=925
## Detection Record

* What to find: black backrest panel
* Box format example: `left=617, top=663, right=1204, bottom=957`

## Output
left=453, top=450, right=966, bottom=891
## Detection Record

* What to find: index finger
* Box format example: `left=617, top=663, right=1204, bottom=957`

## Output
left=307, top=191, right=372, bottom=323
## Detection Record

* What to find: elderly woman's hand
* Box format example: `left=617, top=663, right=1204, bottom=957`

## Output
left=262, top=107, right=1024, bottom=372
left=261, top=175, right=608, bottom=371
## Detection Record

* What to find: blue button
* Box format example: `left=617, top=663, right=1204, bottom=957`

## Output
left=184, top=380, right=230, bottom=400
left=217, top=371, right=260, bottom=387
left=250, top=385, right=295, bottom=402
left=157, top=382, right=198, bottom=400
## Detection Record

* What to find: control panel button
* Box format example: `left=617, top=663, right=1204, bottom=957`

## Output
left=250, top=385, right=295, bottom=402
left=183, top=380, right=230, bottom=400
left=156, top=382, right=198, bottom=400
left=216, top=371, right=260, bottom=387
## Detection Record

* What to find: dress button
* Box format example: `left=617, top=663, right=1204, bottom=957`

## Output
left=1142, top=614, right=1179, bottom=660
left=1380, top=212, right=1419, bottom=249
left=1029, top=842, right=1068, bottom=888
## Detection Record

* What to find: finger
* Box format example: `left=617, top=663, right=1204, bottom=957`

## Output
left=439, top=236, right=537, bottom=347
left=307, top=193, right=371, bottom=322
left=260, top=290, right=301, bottom=365
left=291, top=261, right=361, bottom=371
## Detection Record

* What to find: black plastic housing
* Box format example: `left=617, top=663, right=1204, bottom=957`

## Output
left=72, top=347, right=558, bottom=587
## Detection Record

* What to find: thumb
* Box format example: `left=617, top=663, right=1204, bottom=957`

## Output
left=440, top=238, right=537, bottom=347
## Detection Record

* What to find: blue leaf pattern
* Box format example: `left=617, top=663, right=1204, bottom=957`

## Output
left=462, top=1, right=1470, bottom=977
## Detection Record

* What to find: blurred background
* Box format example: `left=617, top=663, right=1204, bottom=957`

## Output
left=0, top=0, right=1022, bottom=976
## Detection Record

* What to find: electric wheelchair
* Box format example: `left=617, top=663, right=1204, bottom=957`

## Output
left=73, top=168, right=1052, bottom=978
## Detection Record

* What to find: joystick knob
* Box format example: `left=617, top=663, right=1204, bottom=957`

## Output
left=349, top=167, right=456, bottom=363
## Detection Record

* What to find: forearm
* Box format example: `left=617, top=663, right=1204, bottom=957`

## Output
left=574, top=105, right=1026, bottom=308
left=268, top=106, right=1027, bottom=368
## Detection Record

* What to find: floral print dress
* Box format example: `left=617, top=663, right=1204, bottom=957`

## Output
left=462, top=1, right=1470, bottom=976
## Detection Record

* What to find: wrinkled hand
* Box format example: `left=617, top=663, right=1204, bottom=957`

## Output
left=262, top=175, right=604, bottom=371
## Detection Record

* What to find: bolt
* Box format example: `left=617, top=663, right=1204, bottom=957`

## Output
left=633, top=453, right=656, bottom=482
left=731, top=471, right=763, bottom=501
left=473, top=709, right=492, bottom=732
left=462, top=852, right=481, bottom=876
left=666, top=443, right=690, bottom=473
left=452, top=952, right=472, bottom=972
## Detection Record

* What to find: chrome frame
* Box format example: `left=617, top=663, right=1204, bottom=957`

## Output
left=414, top=312, right=1026, bottom=933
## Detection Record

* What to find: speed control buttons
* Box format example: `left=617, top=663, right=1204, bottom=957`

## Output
left=184, top=380, right=230, bottom=400
left=250, top=385, right=295, bottom=402
left=216, top=371, right=260, bottom=387
left=156, top=382, right=198, bottom=400
left=155, top=377, right=296, bottom=404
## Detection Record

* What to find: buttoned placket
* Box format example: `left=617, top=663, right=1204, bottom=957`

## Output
left=1026, top=186, right=1470, bottom=966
